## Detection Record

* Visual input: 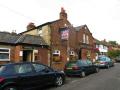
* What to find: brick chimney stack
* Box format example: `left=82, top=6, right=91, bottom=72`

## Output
left=27, top=22, right=36, bottom=30
left=60, top=7, right=67, bottom=20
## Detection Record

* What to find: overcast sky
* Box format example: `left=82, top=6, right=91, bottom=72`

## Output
left=0, top=0, right=120, bottom=43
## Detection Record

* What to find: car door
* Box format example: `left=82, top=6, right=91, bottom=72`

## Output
left=80, top=60, right=91, bottom=74
left=86, top=60, right=95, bottom=73
left=13, top=63, right=37, bottom=89
left=32, top=63, right=56, bottom=86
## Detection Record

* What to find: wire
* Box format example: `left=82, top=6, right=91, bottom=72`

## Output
left=0, top=3, right=37, bottom=22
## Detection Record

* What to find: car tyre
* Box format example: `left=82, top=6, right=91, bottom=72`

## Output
left=95, top=68, right=99, bottom=73
left=55, top=76, right=63, bottom=86
left=107, top=65, right=110, bottom=69
left=81, top=71, right=86, bottom=77
left=3, top=86, right=17, bottom=90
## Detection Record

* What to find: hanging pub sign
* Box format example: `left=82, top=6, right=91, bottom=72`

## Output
left=60, top=28, right=69, bottom=40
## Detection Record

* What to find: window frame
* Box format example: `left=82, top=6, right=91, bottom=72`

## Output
left=0, top=48, right=10, bottom=61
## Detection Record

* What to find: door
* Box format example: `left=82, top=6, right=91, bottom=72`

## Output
left=81, top=60, right=92, bottom=74
left=78, top=49, right=82, bottom=59
left=13, top=63, right=37, bottom=89
left=23, top=50, right=33, bottom=62
left=86, top=60, right=95, bottom=73
left=32, top=63, right=55, bottom=86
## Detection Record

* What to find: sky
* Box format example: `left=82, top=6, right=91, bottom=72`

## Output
left=0, top=0, right=120, bottom=43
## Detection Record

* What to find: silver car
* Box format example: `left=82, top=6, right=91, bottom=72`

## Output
left=95, top=56, right=114, bottom=68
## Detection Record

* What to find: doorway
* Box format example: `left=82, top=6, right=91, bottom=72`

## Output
left=23, top=50, right=33, bottom=62
left=78, top=49, right=82, bottom=59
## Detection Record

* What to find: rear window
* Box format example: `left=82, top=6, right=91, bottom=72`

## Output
left=77, top=60, right=88, bottom=66
left=66, top=60, right=89, bottom=67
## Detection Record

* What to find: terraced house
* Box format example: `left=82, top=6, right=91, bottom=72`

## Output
left=0, top=32, right=48, bottom=65
left=20, top=8, right=96, bottom=70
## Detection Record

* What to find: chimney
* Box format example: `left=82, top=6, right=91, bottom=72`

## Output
left=27, top=22, right=36, bottom=30
left=11, top=30, right=17, bottom=35
left=60, top=7, right=67, bottom=20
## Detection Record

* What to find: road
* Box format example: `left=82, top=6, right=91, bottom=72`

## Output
left=44, top=63, right=120, bottom=90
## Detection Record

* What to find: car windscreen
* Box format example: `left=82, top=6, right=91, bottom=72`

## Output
left=0, top=65, right=6, bottom=74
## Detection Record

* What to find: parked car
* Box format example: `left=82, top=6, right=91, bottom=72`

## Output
left=64, top=59, right=99, bottom=77
left=0, top=62, right=65, bottom=90
left=94, top=56, right=114, bottom=68
left=115, top=56, right=120, bottom=62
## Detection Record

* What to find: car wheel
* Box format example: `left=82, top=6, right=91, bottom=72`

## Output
left=81, top=71, right=86, bottom=77
left=55, top=76, right=63, bottom=86
left=95, top=68, right=99, bottom=73
left=4, top=86, right=17, bottom=90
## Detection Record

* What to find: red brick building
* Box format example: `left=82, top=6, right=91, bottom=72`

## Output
left=75, top=25, right=96, bottom=61
left=20, top=8, right=96, bottom=70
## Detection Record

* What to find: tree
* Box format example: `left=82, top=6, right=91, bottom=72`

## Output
left=107, top=50, right=120, bottom=59
left=108, top=41, right=118, bottom=46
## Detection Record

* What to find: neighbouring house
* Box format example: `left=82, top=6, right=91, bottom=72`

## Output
left=108, top=44, right=120, bottom=51
left=20, top=8, right=96, bottom=70
left=75, top=25, right=96, bottom=61
left=0, top=32, right=48, bottom=65
left=94, top=39, right=108, bottom=59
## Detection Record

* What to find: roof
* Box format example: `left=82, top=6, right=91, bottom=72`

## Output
left=94, top=38, right=101, bottom=44
left=94, top=38, right=108, bottom=46
left=0, top=32, right=48, bottom=46
left=19, top=19, right=62, bottom=34
left=16, top=34, right=47, bottom=46
left=0, top=32, right=20, bottom=44
left=74, top=25, right=85, bottom=31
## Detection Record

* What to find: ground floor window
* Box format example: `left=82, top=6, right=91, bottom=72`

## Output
left=0, top=48, right=10, bottom=61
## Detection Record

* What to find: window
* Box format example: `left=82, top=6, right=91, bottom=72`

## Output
left=86, top=60, right=92, bottom=65
left=86, top=35, right=89, bottom=44
left=83, top=34, right=86, bottom=43
left=0, top=48, right=10, bottom=61
left=32, top=64, right=53, bottom=72
left=0, top=65, right=6, bottom=74
left=38, top=30, right=43, bottom=36
left=14, top=64, right=33, bottom=74
left=32, top=64, right=46, bottom=72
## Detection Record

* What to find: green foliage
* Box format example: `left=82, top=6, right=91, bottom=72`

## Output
left=107, top=50, right=120, bottom=59
left=108, top=41, right=118, bottom=46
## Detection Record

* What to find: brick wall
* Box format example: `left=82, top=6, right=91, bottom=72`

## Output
left=37, top=48, right=48, bottom=65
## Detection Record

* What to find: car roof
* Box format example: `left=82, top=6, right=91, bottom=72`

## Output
left=0, top=62, right=41, bottom=66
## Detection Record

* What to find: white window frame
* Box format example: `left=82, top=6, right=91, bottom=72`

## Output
left=0, top=48, right=10, bottom=61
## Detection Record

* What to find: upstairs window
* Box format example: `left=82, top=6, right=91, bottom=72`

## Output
left=38, top=30, right=43, bottom=36
left=83, top=34, right=86, bottom=43
left=0, top=48, right=10, bottom=61
left=86, top=35, right=89, bottom=44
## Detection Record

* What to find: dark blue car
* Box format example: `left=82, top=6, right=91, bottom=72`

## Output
left=0, top=62, right=65, bottom=90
